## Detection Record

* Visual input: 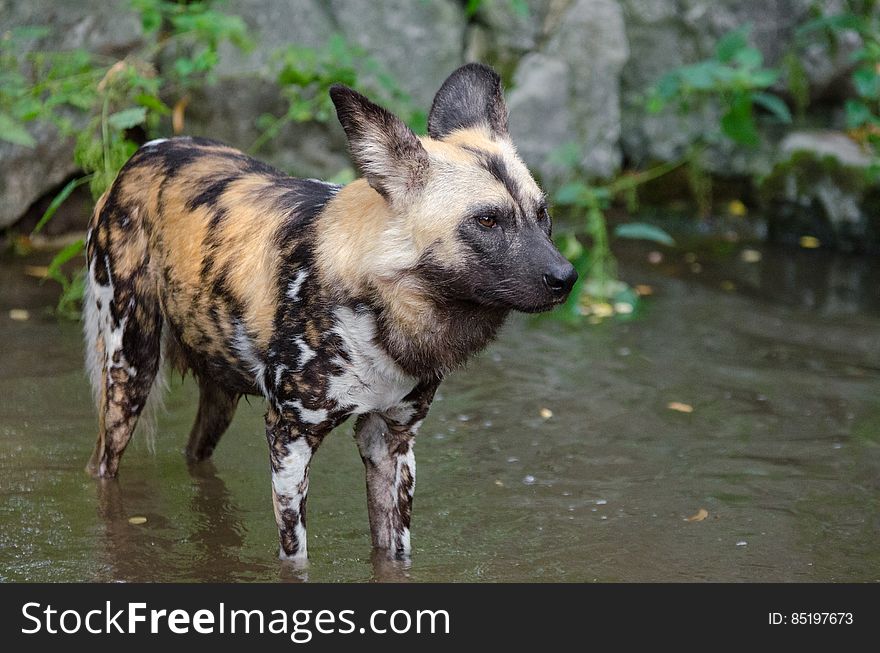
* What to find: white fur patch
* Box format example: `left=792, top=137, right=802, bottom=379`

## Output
left=141, top=138, right=168, bottom=148
left=327, top=307, right=416, bottom=414
left=286, top=269, right=308, bottom=301
left=394, top=441, right=415, bottom=555
left=294, top=336, right=316, bottom=369
left=232, top=321, right=268, bottom=397
left=284, top=399, right=328, bottom=425
left=274, top=363, right=287, bottom=388
left=272, top=438, right=313, bottom=560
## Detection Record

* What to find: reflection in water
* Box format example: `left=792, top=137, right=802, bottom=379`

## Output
left=186, top=460, right=260, bottom=581
left=93, top=463, right=266, bottom=582
left=370, top=549, right=412, bottom=583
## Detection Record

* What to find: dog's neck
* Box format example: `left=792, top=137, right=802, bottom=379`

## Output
left=371, top=279, right=508, bottom=378
left=314, top=180, right=508, bottom=378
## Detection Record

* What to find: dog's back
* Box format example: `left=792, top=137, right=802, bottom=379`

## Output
left=83, top=136, right=341, bottom=472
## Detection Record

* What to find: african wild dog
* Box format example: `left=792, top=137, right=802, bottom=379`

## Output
left=83, top=63, right=577, bottom=561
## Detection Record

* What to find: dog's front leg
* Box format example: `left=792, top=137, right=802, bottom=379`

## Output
left=265, top=406, right=328, bottom=562
left=354, top=413, right=416, bottom=558
left=355, top=381, right=439, bottom=560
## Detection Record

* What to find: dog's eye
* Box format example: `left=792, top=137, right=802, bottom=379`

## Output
left=476, top=215, right=497, bottom=229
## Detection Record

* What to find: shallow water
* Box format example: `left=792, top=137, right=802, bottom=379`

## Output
left=1, top=243, right=878, bottom=582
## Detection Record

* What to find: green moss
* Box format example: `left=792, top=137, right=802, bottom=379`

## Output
left=759, top=150, right=873, bottom=203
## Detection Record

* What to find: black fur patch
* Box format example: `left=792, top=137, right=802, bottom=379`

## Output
left=427, top=63, right=509, bottom=139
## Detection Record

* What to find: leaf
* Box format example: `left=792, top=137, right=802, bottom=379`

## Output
left=107, top=107, right=147, bottom=131
left=752, top=92, right=792, bottom=123
left=0, top=113, right=36, bottom=147
left=10, top=25, right=51, bottom=40
left=853, top=67, right=880, bottom=99
left=749, top=69, right=779, bottom=87
left=135, top=93, right=170, bottom=115
left=32, top=176, right=92, bottom=235
left=795, top=13, right=862, bottom=39
left=553, top=181, right=588, bottom=206
left=732, top=46, right=763, bottom=70
left=845, top=100, right=871, bottom=129
left=46, top=239, right=85, bottom=282
left=721, top=94, right=759, bottom=146
left=667, top=402, right=694, bottom=413
left=614, top=222, right=676, bottom=246
left=678, top=62, right=718, bottom=90
left=686, top=508, right=709, bottom=522
left=715, top=25, right=750, bottom=63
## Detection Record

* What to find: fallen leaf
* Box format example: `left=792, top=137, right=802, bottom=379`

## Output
left=24, top=265, right=50, bottom=278
left=9, top=309, right=30, bottom=321
left=667, top=401, right=694, bottom=413
left=728, top=200, right=748, bottom=217
left=739, top=248, right=762, bottom=263
left=494, top=480, right=504, bottom=487
left=539, top=408, right=553, bottom=419
left=127, top=516, right=147, bottom=525
left=634, top=284, right=653, bottom=296
left=799, top=235, right=821, bottom=249
left=686, top=508, right=709, bottom=522
left=172, top=95, right=190, bottom=135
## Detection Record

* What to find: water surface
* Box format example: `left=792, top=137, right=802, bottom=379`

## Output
left=1, top=243, right=878, bottom=582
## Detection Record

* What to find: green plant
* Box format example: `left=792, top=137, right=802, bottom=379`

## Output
left=795, top=1, right=880, bottom=178
left=648, top=25, right=792, bottom=147
left=645, top=25, right=792, bottom=217
left=252, top=35, right=425, bottom=154
left=549, top=145, right=678, bottom=322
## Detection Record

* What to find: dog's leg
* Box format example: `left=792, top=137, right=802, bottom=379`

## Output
left=265, top=407, right=328, bottom=562
left=85, top=256, right=163, bottom=479
left=354, top=381, right=439, bottom=559
left=354, top=413, right=417, bottom=559
left=185, top=379, right=240, bottom=462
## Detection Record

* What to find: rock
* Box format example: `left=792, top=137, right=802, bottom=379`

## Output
left=0, top=0, right=143, bottom=228
left=470, top=0, right=554, bottom=76
left=329, top=0, right=465, bottom=109
left=507, top=53, right=573, bottom=183
left=779, top=130, right=874, bottom=168
left=507, top=0, right=629, bottom=182
left=185, top=0, right=466, bottom=179
left=759, top=130, right=879, bottom=252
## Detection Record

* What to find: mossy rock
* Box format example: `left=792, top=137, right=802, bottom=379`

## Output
left=759, top=146, right=880, bottom=253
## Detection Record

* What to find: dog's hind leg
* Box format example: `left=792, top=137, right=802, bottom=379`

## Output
left=84, top=212, right=163, bottom=478
left=185, top=378, right=240, bottom=462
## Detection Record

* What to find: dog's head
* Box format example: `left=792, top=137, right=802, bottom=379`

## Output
left=330, top=63, right=576, bottom=313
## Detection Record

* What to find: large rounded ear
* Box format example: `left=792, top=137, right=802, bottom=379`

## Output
left=427, top=63, right=509, bottom=140
left=330, top=84, right=429, bottom=201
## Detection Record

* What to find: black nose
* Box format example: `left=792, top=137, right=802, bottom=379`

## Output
left=543, top=263, right=578, bottom=294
